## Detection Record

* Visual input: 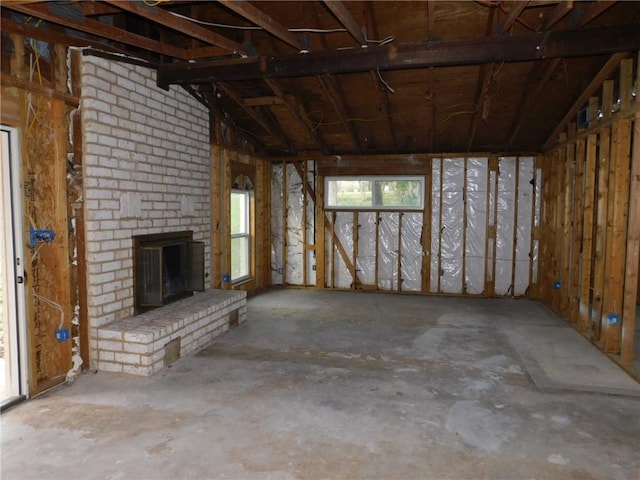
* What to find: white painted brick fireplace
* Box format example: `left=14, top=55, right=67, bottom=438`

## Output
left=80, top=54, right=243, bottom=374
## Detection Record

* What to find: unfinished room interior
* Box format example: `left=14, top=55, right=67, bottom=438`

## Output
left=1, top=0, right=639, bottom=478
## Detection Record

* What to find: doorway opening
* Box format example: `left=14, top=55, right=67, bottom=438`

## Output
left=1, top=125, right=28, bottom=409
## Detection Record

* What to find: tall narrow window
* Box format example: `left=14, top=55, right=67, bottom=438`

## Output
left=231, top=190, right=250, bottom=282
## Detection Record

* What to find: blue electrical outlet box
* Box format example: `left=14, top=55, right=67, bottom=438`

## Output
left=607, top=313, right=620, bottom=326
left=222, top=274, right=231, bottom=282
left=56, top=328, right=70, bottom=342
left=553, top=281, right=561, bottom=290
left=30, top=226, right=56, bottom=248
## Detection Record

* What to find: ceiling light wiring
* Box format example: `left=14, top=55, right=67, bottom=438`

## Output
left=168, top=10, right=347, bottom=33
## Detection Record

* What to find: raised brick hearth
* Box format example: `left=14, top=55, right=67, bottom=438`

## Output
left=96, top=290, right=247, bottom=376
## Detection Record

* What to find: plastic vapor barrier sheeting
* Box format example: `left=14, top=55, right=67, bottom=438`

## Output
left=286, top=163, right=304, bottom=285
left=431, top=159, right=442, bottom=292
left=401, top=213, right=423, bottom=292
left=465, top=158, right=488, bottom=294
left=334, top=212, right=354, bottom=288
left=495, top=157, right=516, bottom=295
left=378, top=212, right=399, bottom=290
left=271, top=163, right=284, bottom=285
left=514, top=157, right=534, bottom=295
left=439, top=158, right=465, bottom=294
left=305, top=162, right=316, bottom=286
left=356, top=212, right=377, bottom=286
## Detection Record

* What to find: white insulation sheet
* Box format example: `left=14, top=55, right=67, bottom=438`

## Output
left=356, top=212, right=377, bottom=286
left=514, top=157, right=534, bottom=295
left=495, top=157, right=516, bottom=295
left=270, top=163, right=284, bottom=285
left=465, top=158, right=488, bottom=294
left=334, top=212, right=354, bottom=288
left=431, top=159, right=441, bottom=292
left=305, top=162, right=316, bottom=286
left=439, top=158, right=465, bottom=294
left=378, top=213, right=399, bottom=290
left=286, top=163, right=304, bottom=285
left=401, top=213, right=423, bottom=292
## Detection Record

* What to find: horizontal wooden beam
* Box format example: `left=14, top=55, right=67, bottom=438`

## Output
left=158, top=24, right=640, bottom=86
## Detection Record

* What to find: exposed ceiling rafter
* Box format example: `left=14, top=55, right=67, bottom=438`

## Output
left=6, top=2, right=189, bottom=60
left=103, top=0, right=246, bottom=55
left=157, top=24, right=640, bottom=85
left=218, top=0, right=305, bottom=51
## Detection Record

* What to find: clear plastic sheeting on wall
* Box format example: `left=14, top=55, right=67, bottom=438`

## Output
left=465, top=158, right=488, bottom=294
left=430, top=159, right=441, bottom=293
left=378, top=212, right=399, bottom=290
left=495, top=157, right=516, bottom=295
left=514, top=157, right=534, bottom=295
left=286, top=163, right=304, bottom=285
left=334, top=212, right=354, bottom=289
left=270, top=163, right=284, bottom=285
left=305, top=161, right=316, bottom=286
left=531, top=167, right=542, bottom=285
left=439, top=158, right=465, bottom=294
left=400, top=213, right=423, bottom=292
left=356, top=212, right=377, bottom=286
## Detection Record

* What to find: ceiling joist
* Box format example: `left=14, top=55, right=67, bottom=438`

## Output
left=157, top=24, right=640, bottom=86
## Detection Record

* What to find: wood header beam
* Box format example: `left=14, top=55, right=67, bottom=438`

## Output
left=157, top=24, right=640, bottom=86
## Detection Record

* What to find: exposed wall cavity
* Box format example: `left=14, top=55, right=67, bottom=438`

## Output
left=271, top=156, right=539, bottom=297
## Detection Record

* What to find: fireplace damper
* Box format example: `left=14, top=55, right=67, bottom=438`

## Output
left=133, top=231, right=204, bottom=314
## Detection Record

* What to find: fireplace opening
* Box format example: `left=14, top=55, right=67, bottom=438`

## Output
left=134, top=231, right=204, bottom=314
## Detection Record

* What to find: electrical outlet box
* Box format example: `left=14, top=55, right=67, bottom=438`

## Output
left=56, top=328, right=70, bottom=342
left=278, top=267, right=284, bottom=274
left=607, top=313, right=620, bottom=326
left=312, top=265, right=316, bottom=271
left=553, top=281, right=561, bottom=290
left=30, top=226, right=56, bottom=248
left=222, top=274, right=231, bottom=282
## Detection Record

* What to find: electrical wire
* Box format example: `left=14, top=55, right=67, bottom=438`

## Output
left=376, top=69, right=395, bottom=94
left=33, top=290, right=65, bottom=329
left=168, top=10, right=347, bottom=33
left=437, top=103, right=478, bottom=125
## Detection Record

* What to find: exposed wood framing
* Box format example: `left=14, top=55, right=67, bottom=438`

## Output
left=104, top=0, right=245, bottom=55
left=157, top=24, right=640, bottom=85
left=538, top=53, right=638, bottom=370
left=620, top=55, right=640, bottom=366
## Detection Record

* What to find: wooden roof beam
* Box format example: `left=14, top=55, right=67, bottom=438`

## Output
left=506, top=58, right=563, bottom=148
left=322, top=0, right=366, bottom=46
left=6, top=2, right=190, bottom=60
left=216, top=82, right=292, bottom=150
left=103, top=0, right=246, bottom=55
left=318, top=74, right=363, bottom=153
left=467, top=7, right=498, bottom=151
left=575, top=1, right=617, bottom=28
left=218, top=0, right=305, bottom=51
left=539, top=0, right=573, bottom=31
left=364, top=1, right=398, bottom=152
left=265, top=79, right=331, bottom=154
left=499, top=1, right=529, bottom=33
left=543, top=52, right=630, bottom=149
left=157, top=24, right=640, bottom=85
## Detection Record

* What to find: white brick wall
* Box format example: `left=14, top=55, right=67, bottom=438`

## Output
left=80, top=55, right=211, bottom=369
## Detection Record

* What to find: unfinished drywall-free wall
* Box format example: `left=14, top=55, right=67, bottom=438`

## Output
left=80, top=53, right=211, bottom=370
left=271, top=155, right=540, bottom=297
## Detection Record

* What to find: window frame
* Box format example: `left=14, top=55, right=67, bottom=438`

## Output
left=324, top=175, right=425, bottom=210
left=230, top=189, right=251, bottom=283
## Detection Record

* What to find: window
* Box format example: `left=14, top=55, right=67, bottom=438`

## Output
left=231, top=190, right=250, bottom=281
left=325, top=176, right=424, bottom=210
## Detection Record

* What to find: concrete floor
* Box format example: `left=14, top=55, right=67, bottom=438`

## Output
left=1, top=290, right=639, bottom=480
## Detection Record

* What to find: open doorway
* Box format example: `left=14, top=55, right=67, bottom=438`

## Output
left=1, top=125, right=28, bottom=409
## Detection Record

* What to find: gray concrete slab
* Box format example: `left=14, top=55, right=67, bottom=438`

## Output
left=1, top=290, right=639, bottom=480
